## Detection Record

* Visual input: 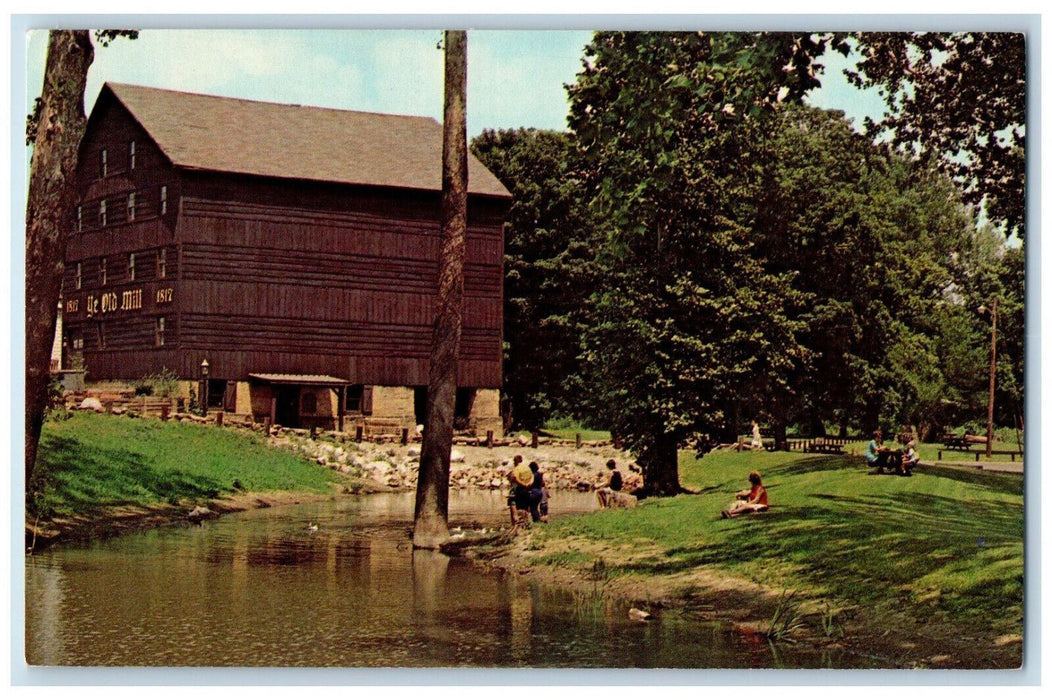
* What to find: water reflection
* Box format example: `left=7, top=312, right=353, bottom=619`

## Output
left=25, top=491, right=865, bottom=668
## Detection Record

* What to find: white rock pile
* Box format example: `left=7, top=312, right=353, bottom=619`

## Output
left=274, top=434, right=644, bottom=493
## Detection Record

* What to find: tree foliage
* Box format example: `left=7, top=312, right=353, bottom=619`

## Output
left=847, top=32, right=1026, bottom=238
left=567, top=32, right=834, bottom=493
left=753, top=104, right=985, bottom=437
left=470, top=128, right=595, bottom=430
left=554, top=32, right=1023, bottom=495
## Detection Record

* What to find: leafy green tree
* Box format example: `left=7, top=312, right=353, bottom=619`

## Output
left=943, top=227, right=1025, bottom=436
left=992, top=246, right=1025, bottom=431
left=470, top=129, right=595, bottom=430
left=847, top=32, right=1026, bottom=238
left=750, top=102, right=999, bottom=441
left=751, top=105, right=884, bottom=436
left=568, top=32, right=829, bottom=494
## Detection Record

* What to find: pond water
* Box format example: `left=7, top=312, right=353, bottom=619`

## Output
left=25, top=491, right=866, bottom=668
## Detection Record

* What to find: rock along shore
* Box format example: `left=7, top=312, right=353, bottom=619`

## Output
left=26, top=419, right=642, bottom=550
left=270, top=429, right=644, bottom=494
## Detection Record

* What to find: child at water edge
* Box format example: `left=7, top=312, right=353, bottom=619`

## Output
left=529, top=461, right=549, bottom=522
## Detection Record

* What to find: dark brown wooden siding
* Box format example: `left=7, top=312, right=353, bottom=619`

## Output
left=64, top=97, right=508, bottom=387
left=174, top=173, right=505, bottom=387
left=74, top=92, right=181, bottom=239
left=63, top=94, right=185, bottom=378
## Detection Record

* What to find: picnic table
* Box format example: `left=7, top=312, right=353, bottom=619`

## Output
left=941, top=434, right=973, bottom=450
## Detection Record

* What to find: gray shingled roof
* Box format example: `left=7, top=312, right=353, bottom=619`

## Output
left=104, top=82, right=510, bottom=198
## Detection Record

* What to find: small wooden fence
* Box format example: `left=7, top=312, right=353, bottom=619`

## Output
left=111, top=396, right=182, bottom=418
left=786, top=436, right=864, bottom=455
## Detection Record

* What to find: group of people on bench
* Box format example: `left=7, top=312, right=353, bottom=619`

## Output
left=865, top=430, right=919, bottom=476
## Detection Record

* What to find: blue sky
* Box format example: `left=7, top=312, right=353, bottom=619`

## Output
left=25, top=29, right=597, bottom=138
left=23, top=29, right=889, bottom=139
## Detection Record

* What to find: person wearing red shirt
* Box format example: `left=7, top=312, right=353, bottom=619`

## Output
left=722, top=471, right=769, bottom=518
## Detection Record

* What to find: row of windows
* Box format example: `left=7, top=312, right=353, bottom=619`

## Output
left=99, top=141, right=140, bottom=178
left=77, top=185, right=167, bottom=232
left=73, top=317, right=169, bottom=350
left=73, top=249, right=167, bottom=290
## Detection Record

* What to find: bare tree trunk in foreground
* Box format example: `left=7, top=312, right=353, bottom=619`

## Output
left=414, top=30, right=468, bottom=549
left=25, top=30, right=94, bottom=489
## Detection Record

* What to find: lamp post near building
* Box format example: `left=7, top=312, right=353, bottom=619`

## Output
left=200, top=358, right=210, bottom=416
left=978, top=300, right=997, bottom=458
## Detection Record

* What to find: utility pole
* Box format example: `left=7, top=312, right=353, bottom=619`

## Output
left=980, top=299, right=997, bottom=458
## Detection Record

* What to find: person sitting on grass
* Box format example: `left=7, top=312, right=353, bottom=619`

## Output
left=722, top=471, right=769, bottom=519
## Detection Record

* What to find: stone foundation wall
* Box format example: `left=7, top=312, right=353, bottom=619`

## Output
left=369, top=386, right=416, bottom=425
left=235, top=381, right=252, bottom=416
left=76, top=379, right=503, bottom=436
left=469, top=388, right=503, bottom=436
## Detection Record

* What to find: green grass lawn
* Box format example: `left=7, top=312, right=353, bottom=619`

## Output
left=542, top=427, right=613, bottom=442
left=532, top=448, right=1023, bottom=634
left=31, top=412, right=341, bottom=520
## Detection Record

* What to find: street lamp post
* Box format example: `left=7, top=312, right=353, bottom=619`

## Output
left=200, top=358, right=210, bottom=416
left=978, top=300, right=997, bottom=458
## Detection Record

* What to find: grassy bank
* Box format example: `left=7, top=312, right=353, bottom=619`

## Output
left=30, top=412, right=345, bottom=532
left=28, top=413, right=1024, bottom=665
left=523, top=449, right=1024, bottom=667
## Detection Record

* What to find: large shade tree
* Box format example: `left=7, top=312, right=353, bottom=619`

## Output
left=939, top=227, right=1025, bottom=436
left=563, top=32, right=1013, bottom=493
left=752, top=104, right=978, bottom=437
left=567, top=32, right=834, bottom=494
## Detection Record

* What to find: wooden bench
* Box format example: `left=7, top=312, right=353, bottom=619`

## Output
left=358, top=418, right=410, bottom=440
left=937, top=448, right=1023, bottom=462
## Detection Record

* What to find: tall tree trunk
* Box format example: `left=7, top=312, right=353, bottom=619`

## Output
left=770, top=397, right=788, bottom=450
left=639, top=431, right=681, bottom=496
left=414, top=30, right=468, bottom=549
left=25, top=31, right=94, bottom=488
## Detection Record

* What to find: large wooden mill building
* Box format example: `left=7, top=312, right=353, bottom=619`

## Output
left=60, top=83, right=511, bottom=433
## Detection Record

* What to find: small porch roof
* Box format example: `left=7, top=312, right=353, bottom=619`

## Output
left=248, top=373, right=351, bottom=388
